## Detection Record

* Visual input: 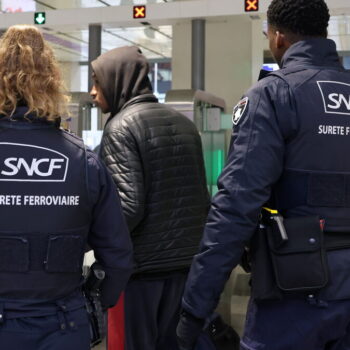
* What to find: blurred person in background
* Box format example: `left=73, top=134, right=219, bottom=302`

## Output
left=90, top=46, right=210, bottom=350
left=0, top=25, right=133, bottom=350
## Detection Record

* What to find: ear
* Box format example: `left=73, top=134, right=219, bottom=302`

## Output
left=275, top=31, right=286, bottom=49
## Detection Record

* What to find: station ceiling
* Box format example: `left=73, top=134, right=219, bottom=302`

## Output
left=41, top=25, right=172, bottom=62
left=4, top=0, right=176, bottom=62
left=36, top=0, right=186, bottom=8
left=0, top=0, right=349, bottom=62
left=0, top=0, right=177, bottom=61
left=3, top=0, right=188, bottom=10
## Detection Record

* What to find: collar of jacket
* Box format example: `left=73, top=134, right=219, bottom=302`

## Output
left=106, top=93, right=158, bottom=125
left=120, top=94, right=158, bottom=112
left=0, top=106, right=60, bottom=130
left=281, top=38, right=342, bottom=69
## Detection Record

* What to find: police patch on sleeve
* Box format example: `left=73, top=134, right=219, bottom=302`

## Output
left=232, top=97, right=249, bottom=125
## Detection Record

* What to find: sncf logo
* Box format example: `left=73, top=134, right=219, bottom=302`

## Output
left=2, top=158, right=65, bottom=177
left=0, top=143, right=68, bottom=182
left=317, top=81, right=350, bottom=115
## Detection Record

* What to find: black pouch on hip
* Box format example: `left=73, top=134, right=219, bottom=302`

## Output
left=267, top=215, right=328, bottom=292
left=250, top=224, right=283, bottom=300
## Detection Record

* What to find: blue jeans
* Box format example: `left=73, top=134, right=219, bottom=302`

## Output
left=241, top=297, right=350, bottom=350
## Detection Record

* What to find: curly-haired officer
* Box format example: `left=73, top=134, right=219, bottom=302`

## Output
left=0, top=25, right=132, bottom=350
left=177, top=0, right=350, bottom=349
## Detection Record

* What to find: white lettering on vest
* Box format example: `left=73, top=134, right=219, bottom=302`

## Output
left=1, top=158, right=64, bottom=177
left=327, top=93, right=350, bottom=110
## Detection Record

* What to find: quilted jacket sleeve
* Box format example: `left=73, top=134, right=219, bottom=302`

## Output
left=101, top=130, right=145, bottom=232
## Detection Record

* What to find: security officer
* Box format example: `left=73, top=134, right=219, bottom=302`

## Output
left=0, top=25, right=133, bottom=349
left=177, top=0, right=350, bottom=349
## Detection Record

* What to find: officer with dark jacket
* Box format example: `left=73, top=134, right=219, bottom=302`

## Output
left=0, top=25, right=133, bottom=350
left=90, top=46, right=210, bottom=350
left=176, top=1, right=350, bottom=349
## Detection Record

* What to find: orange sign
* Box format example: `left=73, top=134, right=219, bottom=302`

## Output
left=133, top=5, right=146, bottom=19
left=245, top=0, right=259, bottom=12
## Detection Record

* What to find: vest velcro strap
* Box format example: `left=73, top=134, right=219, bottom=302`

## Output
left=276, top=170, right=350, bottom=210
left=308, top=173, right=349, bottom=207
left=0, top=231, right=86, bottom=273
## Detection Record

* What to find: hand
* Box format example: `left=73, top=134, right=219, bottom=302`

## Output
left=176, top=310, right=205, bottom=350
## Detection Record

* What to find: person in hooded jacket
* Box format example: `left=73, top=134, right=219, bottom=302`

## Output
left=176, top=0, right=350, bottom=350
left=0, top=25, right=133, bottom=350
left=90, top=46, right=210, bottom=350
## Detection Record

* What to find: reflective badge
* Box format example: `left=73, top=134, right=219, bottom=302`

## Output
left=232, top=97, right=249, bottom=125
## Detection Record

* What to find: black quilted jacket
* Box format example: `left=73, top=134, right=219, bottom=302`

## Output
left=100, top=94, right=210, bottom=274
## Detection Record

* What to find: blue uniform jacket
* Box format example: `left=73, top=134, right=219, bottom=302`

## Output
left=182, top=39, right=350, bottom=319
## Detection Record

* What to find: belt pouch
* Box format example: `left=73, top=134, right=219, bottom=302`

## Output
left=267, top=215, right=328, bottom=292
left=250, top=226, right=282, bottom=300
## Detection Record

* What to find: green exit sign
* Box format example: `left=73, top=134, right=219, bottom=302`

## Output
left=34, top=12, right=46, bottom=25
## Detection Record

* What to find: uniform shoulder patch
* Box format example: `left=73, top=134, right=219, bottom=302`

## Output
left=232, top=97, right=249, bottom=125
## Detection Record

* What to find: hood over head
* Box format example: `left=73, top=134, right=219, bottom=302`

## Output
left=91, top=46, right=153, bottom=115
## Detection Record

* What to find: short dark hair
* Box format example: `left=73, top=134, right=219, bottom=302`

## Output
left=267, top=0, right=330, bottom=37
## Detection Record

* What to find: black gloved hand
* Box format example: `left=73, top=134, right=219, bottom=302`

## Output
left=176, top=310, right=205, bottom=350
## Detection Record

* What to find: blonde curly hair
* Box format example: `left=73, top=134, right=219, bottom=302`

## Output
left=0, top=25, right=69, bottom=120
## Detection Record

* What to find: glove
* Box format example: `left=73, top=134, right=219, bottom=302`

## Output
left=176, top=310, right=205, bottom=350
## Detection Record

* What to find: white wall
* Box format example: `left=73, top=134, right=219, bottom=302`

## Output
left=60, top=61, right=83, bottom=92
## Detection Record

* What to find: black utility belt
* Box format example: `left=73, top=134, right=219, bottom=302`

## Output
left=324, top=232, right=350, bottom=251
left=261, top=210, right=350, bottom=294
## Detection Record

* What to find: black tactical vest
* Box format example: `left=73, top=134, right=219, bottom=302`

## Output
left=271, top=67, right=350, bottom=232
left=0, top=120, right=91, bottom=300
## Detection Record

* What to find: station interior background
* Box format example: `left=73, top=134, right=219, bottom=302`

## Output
left=1, top=0, right=350, bottom=348
left=3, top=1, right=349, bottom=103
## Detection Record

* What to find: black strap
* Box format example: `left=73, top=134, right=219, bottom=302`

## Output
left=324, top=232, right=350, bottom=251
left=275, top=170, right=350, bottom=210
